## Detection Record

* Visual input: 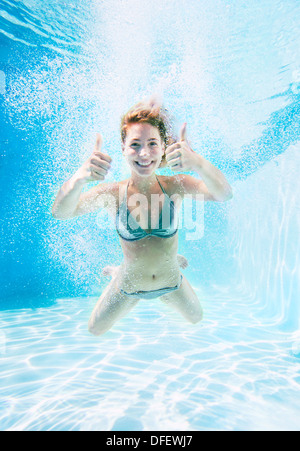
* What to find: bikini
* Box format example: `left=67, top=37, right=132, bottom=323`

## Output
left=115, top=175, right=183, bottom=299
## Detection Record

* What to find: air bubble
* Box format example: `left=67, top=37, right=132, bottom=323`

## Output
left=0, top=70, right=5, bottom=95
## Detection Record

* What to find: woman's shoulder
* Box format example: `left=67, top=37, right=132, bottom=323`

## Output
left=158, top=174, right=184, bottom=197
left=93, top=180, right=124, bottom=204
left=105, top=179, right=128, bottom=191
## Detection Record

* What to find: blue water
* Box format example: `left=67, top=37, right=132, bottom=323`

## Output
left=0, top=0, right=300, bottom=431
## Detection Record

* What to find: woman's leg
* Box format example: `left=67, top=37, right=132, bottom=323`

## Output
left=88, top=270, right=140, bottom=336
left=159, top=274, right=203, bottom=324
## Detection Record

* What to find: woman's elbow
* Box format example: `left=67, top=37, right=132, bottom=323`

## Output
left=52, top=213, right=67, bottom=220
left=51, top=209, right=74, bottom=220
left=214, top=190, right=233, bottom=202
left=225, top=189, right=233, bottom=201
left=220, top=187, right=233, bottom=202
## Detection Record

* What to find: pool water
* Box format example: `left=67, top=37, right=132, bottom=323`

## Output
left=0, top=0, right=300, bottom=431
left=1, top=290, right=299, bottom=431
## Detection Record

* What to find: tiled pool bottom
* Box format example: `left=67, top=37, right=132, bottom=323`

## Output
left=0, top=288, right=299, bottom=431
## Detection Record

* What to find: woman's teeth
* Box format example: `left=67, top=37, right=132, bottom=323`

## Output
left=136, top=161, right=153, bottom=167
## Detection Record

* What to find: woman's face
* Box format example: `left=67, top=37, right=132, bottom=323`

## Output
left=122, top=122, right=165, bottom=175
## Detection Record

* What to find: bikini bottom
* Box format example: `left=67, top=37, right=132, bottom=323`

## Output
left=120, top=274, right=183, bottom=300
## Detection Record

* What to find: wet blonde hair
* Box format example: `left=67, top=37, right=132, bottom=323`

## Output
left=120, top=97, right=175, bottom=167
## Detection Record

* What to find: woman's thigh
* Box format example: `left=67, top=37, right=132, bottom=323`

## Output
left=159, top=274, right=203, bottom=324
left=88, top=272, right=140, bottom=335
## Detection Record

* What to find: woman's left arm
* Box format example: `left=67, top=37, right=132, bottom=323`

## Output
left=165, top=123, right=233, bottom=202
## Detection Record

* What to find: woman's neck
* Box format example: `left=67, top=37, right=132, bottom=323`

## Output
left=129, top=172, right=158, bottom=193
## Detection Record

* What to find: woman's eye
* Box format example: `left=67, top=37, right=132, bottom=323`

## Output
left=130, top=142, right=157, bottom=148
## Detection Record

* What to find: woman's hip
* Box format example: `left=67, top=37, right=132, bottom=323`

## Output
left=120, top=274, right=183, bottom=300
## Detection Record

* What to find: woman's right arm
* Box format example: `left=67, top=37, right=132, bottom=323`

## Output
left=52, top=134, right=113, bottom=220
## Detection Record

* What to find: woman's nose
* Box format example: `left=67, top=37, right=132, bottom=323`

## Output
left=139, top=146, right=150, bottom=156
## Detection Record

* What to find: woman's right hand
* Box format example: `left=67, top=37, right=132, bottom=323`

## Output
left=75, top=134, right=112, bottom=183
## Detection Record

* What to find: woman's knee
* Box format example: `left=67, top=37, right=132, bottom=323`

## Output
left=187, top=308, right=203, bottom=324
left=88, top=317, right=111, bottom=336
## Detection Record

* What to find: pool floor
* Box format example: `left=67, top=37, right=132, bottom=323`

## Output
left=0, top=286, right=299, bottom=431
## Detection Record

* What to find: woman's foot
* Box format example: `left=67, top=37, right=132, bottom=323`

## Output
left=102, top=265, right=119, bottom=278
left=177, top=254, right=189, bottom=269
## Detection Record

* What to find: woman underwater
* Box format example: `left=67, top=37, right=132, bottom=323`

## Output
left=52, top=99, right=233, bottom=336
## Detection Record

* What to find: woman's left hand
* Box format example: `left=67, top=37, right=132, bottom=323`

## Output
left=165, top=123, right=197, bottom=172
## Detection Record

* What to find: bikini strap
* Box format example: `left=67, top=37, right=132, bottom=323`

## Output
left=156, top=175, right=167, bottom=195
left=120, top=180, right=129, bottom=209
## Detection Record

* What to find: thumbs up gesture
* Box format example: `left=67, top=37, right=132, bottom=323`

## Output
left=76, top=134, right=112, bottom=184
left=165, top=123, right=197, bottom=172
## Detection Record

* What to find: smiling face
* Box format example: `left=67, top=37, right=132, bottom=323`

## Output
left=122, top=122, right=165, bottom=176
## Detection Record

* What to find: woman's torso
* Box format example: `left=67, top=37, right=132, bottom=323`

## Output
left=108, top=175, right=183, bottom=292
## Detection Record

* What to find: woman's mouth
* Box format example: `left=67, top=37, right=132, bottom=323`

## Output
left=135, top=161, right=154, bottom=168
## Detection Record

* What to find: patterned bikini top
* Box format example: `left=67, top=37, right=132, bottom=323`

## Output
left=115, top=175, right=179, bottom=241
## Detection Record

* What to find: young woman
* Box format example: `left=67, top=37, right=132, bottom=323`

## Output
left=52, top=99, right=233, bottom=336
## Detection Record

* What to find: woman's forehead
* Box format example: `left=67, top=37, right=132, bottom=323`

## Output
left=126, top=122, right=160, bottom=139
